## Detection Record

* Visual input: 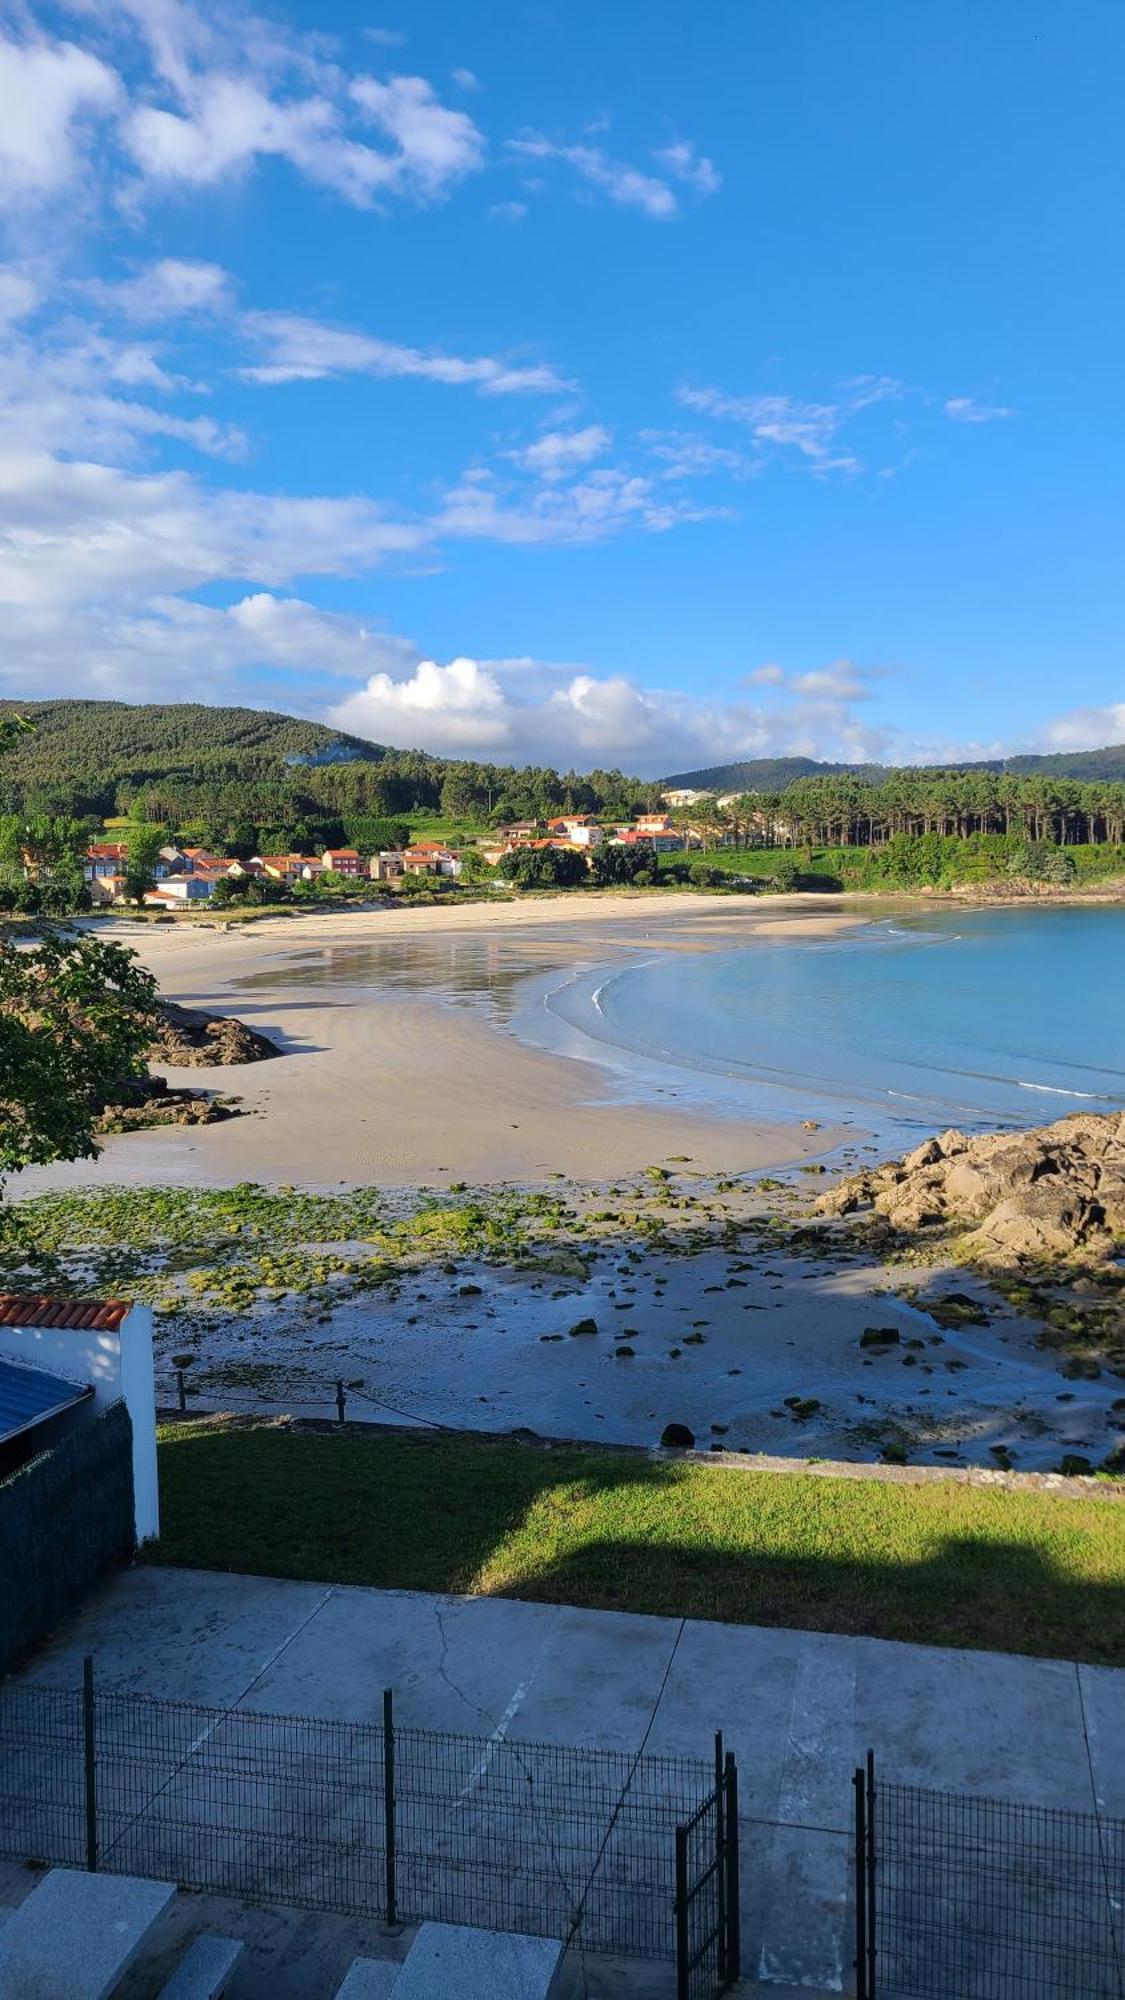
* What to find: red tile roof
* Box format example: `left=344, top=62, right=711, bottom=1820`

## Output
left=0, top=1294, right=133, bottom=1331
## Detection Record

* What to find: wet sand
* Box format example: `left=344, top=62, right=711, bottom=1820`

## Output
left=21, top=895, right=867, bottom=1192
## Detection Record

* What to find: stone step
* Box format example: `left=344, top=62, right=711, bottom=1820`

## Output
left=0, top=1867, right=175, bottom=2000
left=392, top=1923, right=563, bottom=1999
left=333, top=1959, right=402, bottom=1998
left=158, top=1933, right=244, bottom=1998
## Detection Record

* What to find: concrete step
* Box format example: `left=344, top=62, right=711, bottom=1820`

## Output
left=393, top=1923, right=563, bottom=1999
left=159, top=1933, right=244, bottom=1998
left=0, top=1867, right=175, bottom=2000
left=333, top=1959, right=402, bottom=1998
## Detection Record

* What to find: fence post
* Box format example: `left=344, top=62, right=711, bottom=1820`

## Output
left=382, top=1686, right=397, bottom=1928
left=82, top=1655, right=97, bottom=1873
left=865, top=1750, right=877, bottom=2000
left=674, top=1822, right=690, bottom=2000
left=854, top=1766, right=868, bottom=2000
left=714, top=1731, right=727, bottom=1983
left=723, top=1751, right=740, bottom=1985
left=336, top=1380, right=347, bottom=1424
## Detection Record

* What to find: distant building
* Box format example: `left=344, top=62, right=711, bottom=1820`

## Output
left=662, top=788, right=715, bottom=807
left=321, top=847, right=364, bottom=877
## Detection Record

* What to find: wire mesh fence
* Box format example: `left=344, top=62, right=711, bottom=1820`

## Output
left=859, top=1760, right=1125, bottom=2000
left=0, top=1668, right=736, bottom=1981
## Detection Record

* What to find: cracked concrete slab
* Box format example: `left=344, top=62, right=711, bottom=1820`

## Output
left=9, top=1565, right=1124, bottom=1997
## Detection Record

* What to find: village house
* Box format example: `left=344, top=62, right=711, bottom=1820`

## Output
left=402, top=842, right=461, bottom=877
left=369, top=850, right=405, bottom=882
left=253, top=853, right=324, bottom=883
left=321, top=847, right=363, bottom=876
left=84, top=842, right=129, bottom=881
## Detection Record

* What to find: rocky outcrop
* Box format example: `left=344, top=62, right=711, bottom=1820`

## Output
left=149, top=1001, right=280, bottom=1067
left=817, top=1111, right=1125, bottom=1263
left=97, top=1073, right=241, bottom=1132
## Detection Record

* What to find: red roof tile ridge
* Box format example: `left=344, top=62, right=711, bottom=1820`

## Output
left=0, top=1293, right=133, bottom=1331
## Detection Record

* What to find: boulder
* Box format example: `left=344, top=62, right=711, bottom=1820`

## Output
left=149, top=1002, right=281, bottom=1067
left=661, top=1423, right=695, bottom=1450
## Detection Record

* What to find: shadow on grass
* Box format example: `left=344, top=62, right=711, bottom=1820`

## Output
left=151, top=1422, right=1125, bottom=1666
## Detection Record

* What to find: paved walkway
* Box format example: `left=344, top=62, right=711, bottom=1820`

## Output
left=13, top=1565, right=1125, bottom=1994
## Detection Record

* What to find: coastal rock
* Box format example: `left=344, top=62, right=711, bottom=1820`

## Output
left=816, top=1110, right=1125, bottom=1265
left=660, top=1423, right=695, bottom=1450
left=149, top=1001, right=281, bottom=1067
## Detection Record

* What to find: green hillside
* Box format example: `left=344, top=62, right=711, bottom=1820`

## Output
left=664, top=744, right=1125, bottom=791
left=0, top=700, right=380, bottom=803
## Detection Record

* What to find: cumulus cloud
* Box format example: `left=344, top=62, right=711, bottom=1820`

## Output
left=1037, top=702, right=1125, bottom=750
left=487, top=199, right=527, bottom=223
left=238, top=311, right=571, bottom=395
left=0, top=31, right=120, bottom=206
left=508, top=133, right=680, bottom=219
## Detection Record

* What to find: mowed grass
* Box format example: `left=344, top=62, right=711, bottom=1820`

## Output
left=152, top=1420, right=1125, bottom=1665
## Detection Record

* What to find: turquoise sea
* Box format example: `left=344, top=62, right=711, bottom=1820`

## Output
left=529, top=907, right=1125, bottom=1141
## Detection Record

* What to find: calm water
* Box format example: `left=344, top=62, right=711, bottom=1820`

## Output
left=532, top=907, right=1125, bottom=1138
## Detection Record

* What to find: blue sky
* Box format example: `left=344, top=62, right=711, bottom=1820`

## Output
left=0, top=0, right=1122, bottom=775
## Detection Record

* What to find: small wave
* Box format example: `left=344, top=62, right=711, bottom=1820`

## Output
left=1016, top=1080, right=1103, bottom=1100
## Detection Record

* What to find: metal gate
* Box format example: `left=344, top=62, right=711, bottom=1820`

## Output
left=674, top=1733, right=740, bottom=1999
left=854, top=1752, right=1125, bottom=2000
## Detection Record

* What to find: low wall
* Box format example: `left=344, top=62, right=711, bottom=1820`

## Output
left=0, top=1401, right=135, bottom=1673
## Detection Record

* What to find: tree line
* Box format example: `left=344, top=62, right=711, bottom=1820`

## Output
left=722, top=771, right=1125, bottom=848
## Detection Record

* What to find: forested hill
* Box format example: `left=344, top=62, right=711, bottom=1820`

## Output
left=0, top=700, right=381, bottom=797
left=664, top=744, right=1125, bottom=790
left=0, top=698, right=660, bottom=842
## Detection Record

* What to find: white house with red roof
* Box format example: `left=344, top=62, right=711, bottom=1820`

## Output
left=0, top=1295, right=158, bottom=1541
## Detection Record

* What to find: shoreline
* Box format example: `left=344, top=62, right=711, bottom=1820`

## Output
left=16, top=895, right=867, bottom=1194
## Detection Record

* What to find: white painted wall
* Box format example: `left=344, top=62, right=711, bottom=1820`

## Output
left=0, top=1305, right=159, bottom=1542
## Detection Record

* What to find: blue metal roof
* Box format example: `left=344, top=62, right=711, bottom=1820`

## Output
left=0, top=1357, right=92, bottom=1442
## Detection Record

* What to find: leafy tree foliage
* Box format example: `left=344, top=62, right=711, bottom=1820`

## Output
left=499, top=846, right=587, bottom=889
left=0, top=934, right=158, bottom=1180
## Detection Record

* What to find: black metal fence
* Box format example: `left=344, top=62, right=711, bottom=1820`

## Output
left=674, top=1737, right=739, bottom=2000
left=0, top=1663, right=739, bottom=1991
left=855, top=1753, right=1125, bottom=2000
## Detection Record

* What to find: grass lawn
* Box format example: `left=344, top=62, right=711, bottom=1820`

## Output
left=153, top=1420, right=1125, bottom=1665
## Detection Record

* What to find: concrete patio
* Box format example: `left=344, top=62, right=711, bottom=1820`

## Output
left=6, top=1563, right=1124, bottom=1995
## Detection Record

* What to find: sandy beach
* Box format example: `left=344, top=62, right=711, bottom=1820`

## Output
left=19, top=893, right=866, bottom=1192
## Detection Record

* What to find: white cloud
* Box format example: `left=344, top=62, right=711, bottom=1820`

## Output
left=745, top=662, right=785, bottom=686
left=1037, top=702, right=1125, bottom=751
left=0, top=269, right=40, bottom=325
left=349, top=72, right=486, bottom=199
left=508, top=134, right=679, bottom=219
left=0, top=32, right=120, bottom=206
left=641, top=428, right=757, bottom=480
left=513, top=426, right=611, bottom=478
left=0, top=448, right=426, bottom=608
left=239, top=311, right=571, bottom=395
left=945, top=396, right=1014, bottom=424
left=652, top=139, right=720, bottom=196
left=678, top=377, right=905, bottom=474
left=436, top=463, right=722, bottom=545
left=90, top=257, right=233, bottom=319
left=679, top=384, right=853, bottom=467
left=451, top=67, right=479, bottom=91
left=332, top=655, right=512, bottom=751
left=488, top=199, right=527, bottom=223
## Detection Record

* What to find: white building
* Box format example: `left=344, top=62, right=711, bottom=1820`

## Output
left=0, top=1295, right=158, bottom=1542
